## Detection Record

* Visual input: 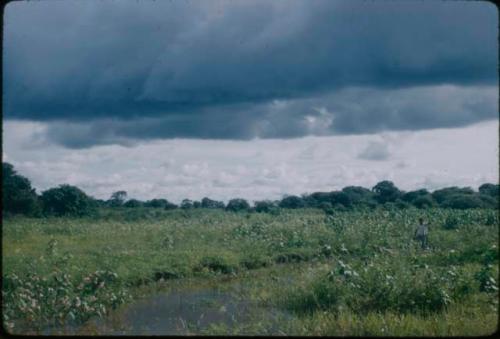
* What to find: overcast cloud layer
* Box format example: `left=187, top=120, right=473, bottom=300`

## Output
left=3, top=0, right=498, bottom=147
left=3, top=120, right=498, bottom=203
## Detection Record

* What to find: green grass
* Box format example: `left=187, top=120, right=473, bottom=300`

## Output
left=2, top=207, right=498, bottom=335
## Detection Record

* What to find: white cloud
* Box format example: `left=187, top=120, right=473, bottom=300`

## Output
left=358, top=140, right=392, bottom=161
left=2, top=119, right=498, bottom=203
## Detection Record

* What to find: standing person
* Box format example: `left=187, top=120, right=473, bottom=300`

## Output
left=414, top=218, right=429, bottom=249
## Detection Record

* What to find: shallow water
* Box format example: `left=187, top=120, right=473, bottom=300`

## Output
left=41, top=283, right=291, bottom=335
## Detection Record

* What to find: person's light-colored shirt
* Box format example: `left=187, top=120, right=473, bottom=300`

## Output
left=416, top=224, right=428, bottom=236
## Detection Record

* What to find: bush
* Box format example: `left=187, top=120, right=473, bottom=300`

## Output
left=40, top=184, right=97, bottom=217
left=443, top=215, right=459, bottom=230
left=287, top=277, right=345, bottom=314
left=475, top=265, right=498, bottom=293
left=240, top=254, right=271, bottom=270
left=197, top=256, right=237, bottom=274
left=284, top=261, right=452, bottom=316
left=485, top=212, right=498, bottom=226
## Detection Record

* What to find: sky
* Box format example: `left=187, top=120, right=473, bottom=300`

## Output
left=2, top=0, right=498, bottom=203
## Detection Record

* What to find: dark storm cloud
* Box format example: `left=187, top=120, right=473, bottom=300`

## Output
left=3, top=0, right=498, bottom=146
left=42, top=85, right=497, bottom=148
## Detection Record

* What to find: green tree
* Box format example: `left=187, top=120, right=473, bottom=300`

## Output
left=341, top=186, right=376, bottom=208
left=181, top=199, right=194, bottom=209
left=402, top=189, right=436, bottom=208
left=279, top=195, right=305, bottom=209
left=124, top=199, right=143, bottom=208
left=432, top=187, right=474, bottom=205
left=254, top=200, right=276, bottom=212
left=164, top=200, right=178, bottom=210
left=440, top=194, right=484, bottom=209
left=41, top=184, right=96, bottom=217
left=2, top=162, right=41, bottom=216
left=372, top=181, right=402, bottom=204
left=109, top=191, right=127, bottom=207
left=226, top=198, right=250, bottom=212
left=478, top=183, right=499, bottom=197
left=303, top=192, right=331, bottom=208
left=413, top=195, right=436, bottom=209
left=329, top=191, right=352, bottom=208
left=144, top=198, right=168, bottom=208
left=201, top=197, right=225, bottom=209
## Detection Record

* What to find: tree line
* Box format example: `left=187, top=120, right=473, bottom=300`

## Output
left=2, top=162, right=498, bottom=217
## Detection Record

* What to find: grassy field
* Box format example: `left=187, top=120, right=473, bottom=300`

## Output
left=2, top=207, right=498, bottom=335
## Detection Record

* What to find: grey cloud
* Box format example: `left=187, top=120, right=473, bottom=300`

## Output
left=358, top=141, right=391, bottom=161
left=40, top=85, right=497, bottom=148
left=3, top=0, right=498, bottom=147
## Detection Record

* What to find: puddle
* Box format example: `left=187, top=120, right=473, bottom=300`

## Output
left=41, top=284, right=291, bottom=335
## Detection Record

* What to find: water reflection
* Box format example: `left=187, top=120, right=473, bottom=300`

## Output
left=43, top=285, right=290, bottom=335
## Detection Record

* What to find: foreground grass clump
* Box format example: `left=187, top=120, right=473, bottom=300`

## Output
left=280, top=258, right=482, bottom=315
left=2, top=207, right=499, bottom=335
left=2, top=266, right=131, bottom=332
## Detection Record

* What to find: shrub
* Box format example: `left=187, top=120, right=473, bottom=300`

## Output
left=284, top=261, right=452, bottom=316
left=475, top=265, right=498, bottom=293
left=485, top=212, right=498, bottom=226
left=197, top=256, right=237, bottom=274
left=240, top=254, right=271, bottom=270
left=443, top=215, right=459, bottom=230
left=283, top=276, right=345, bottom=315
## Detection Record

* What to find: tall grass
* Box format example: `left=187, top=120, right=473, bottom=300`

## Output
left=2, top=207, right=498, bottom=334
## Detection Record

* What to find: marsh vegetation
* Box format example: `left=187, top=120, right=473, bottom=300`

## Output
left=2, top=207, right=498, bottom=335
